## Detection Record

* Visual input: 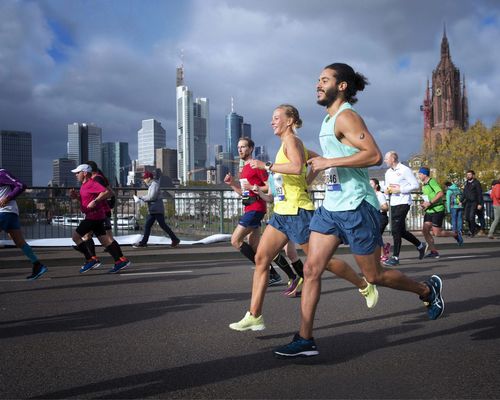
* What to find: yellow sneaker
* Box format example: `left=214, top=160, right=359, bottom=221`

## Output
left=229, top=311, right=265, bottom=331
left=359, top=278, right=379, bottom=309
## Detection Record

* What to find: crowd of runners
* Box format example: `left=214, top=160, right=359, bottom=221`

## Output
left=4, top=62, right=497, bottom=358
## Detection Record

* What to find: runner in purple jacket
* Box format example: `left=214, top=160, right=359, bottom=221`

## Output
left=0, top=169, right=48, bottom=280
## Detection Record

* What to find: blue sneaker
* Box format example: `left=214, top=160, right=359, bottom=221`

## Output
left=80, top=258, right=102, bottom=274
left=108, top=258, right=131, bottom=273
left=424, top=275, right=444, bottom=320
left=424, top=251, right=440, bottom=259
left=274, top=333, right=319, bottom=358
left=455, top=231, right=464, bottom=246
left=26, top=264, right=48, bottom=280
left=383, top=256, right=399, bottom=267
left=418, top=243, right=426, bottom=260
left=268, top=273, right=282, bottom=286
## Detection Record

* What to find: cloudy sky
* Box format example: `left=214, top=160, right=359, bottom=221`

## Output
left=1, top=0, right=499, bottom=185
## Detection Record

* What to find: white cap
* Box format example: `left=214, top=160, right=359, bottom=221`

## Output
left=71, top=164, right=92, bottom=173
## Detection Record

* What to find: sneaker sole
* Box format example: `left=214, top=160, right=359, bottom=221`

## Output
left=228, top=324, right=266, bottom=331
left=430, top=274, right=444, bottom=319
left=273, top=350, right=319, bottom=358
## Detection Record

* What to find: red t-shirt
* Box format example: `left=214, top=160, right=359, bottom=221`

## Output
left=240, top=163, right=268, bottom=213
left=79, top=179, right=107, bottom=220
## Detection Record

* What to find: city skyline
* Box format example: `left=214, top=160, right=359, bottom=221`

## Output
left=1, top=0, right=499, bottom=185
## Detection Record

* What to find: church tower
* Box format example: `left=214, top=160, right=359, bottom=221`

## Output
left=422, top=27, right=469, bottom=152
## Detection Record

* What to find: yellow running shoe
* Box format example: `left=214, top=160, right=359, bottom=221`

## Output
left=359, top=278, right=379, bottom=308
left=229, top=311, right=265, bottom=331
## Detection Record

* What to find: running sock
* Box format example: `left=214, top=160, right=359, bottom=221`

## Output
left=239, top=242, right=256, bottom=264
left=273, top=253, right=296, bottom=280
left=240, top=242, right=279, bottom=276
left=77, top=241, right=93, bottom=260
left=21, top=243, right=39, bottom=264
left=84, top=238, right=96, bottom=257
left=106, top=240, right=124, bottom=262
left=291, top=259, right=304, bottom=278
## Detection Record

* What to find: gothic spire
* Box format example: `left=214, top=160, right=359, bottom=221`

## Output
left=440, top=24, right=450, bottom=60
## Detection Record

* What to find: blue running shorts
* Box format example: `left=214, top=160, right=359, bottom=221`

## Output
left=268, top=208, right=314, bottom=245
left=309, top=200, right=383, bottom=255
left=238, top=211, right=266, bottom=229
left=0, top=212, right=21, bottom=231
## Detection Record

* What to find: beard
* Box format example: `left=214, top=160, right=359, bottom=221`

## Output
left=317, top=86, right=339, bottom=107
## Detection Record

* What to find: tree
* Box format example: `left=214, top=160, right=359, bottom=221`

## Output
left=430, top=120, right=500, bottom=188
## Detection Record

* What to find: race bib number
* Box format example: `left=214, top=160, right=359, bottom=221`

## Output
left=273, top=173, right=286, bottom=202
left=325, top=167, right=342, bottom=191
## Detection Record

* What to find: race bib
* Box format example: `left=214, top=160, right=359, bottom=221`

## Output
left=273, top=173, right=286, bottom=202
left=325, top=167, right=342, bottom=191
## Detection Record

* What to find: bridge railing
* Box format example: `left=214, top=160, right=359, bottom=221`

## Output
left=0, top=187, right=494, bottom=240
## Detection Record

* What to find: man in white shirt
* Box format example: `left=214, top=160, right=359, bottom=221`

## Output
left=383, top=151, right=425, bottom=266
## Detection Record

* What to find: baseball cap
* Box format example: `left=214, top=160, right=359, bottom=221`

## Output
left=71, top=164, right=92, bottom=173
left=143, top=171, right=154, bottom=179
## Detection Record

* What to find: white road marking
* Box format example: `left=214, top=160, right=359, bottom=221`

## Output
left=446, top=255, right=489, bottom=259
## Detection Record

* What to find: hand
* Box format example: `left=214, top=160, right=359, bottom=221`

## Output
left=388, top=184, right=401, bottom=194
left=249, top=159, right=264, bottom=170
left=421, top=201, right=431, bottom=210
left=223, top=173, right=233, bottom=185
left=477, top=204, right=483, bottom=210
left=87, top=199, right=97, bottom=209
left=307, top=156, right=331, bottom=172
left=0, top=196, right=8, bottom=208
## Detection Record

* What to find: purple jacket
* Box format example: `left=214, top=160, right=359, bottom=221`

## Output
left=0, top=169, right=26, bottom=214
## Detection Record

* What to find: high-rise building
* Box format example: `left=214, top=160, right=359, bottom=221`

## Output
left=52, top=158, right=76, bottom=187
left=422, top=27, right=469, bottom=152
left=254, top=145, right=270, bottom=163
left=156, top=147, right=178, bottom=179
left=0, top=130, right=32, bottom=186
left=138, top=119, right=166, bottom=166
left=176, top=65, right=209, bottom=184
left=67, top=123, right=102, bottom=167
left=225, top=98, right=251, bottom=159
left=102, top=142, right=131, bottom=187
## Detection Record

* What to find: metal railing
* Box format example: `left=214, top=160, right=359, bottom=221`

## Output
left=0, top=187, right=494, bottom=240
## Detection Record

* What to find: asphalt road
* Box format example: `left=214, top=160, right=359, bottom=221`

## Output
left=1, top=238, right=499, bottom=399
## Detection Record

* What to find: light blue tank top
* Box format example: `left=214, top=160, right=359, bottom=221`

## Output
left=319, top=102, right=378, bottom=211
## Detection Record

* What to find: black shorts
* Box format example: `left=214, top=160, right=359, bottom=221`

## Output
left=76, top=219, right=107, bottom=237
left=424, top=211, right=445, bottom=228
left=103, top=216, right=112, bottom=231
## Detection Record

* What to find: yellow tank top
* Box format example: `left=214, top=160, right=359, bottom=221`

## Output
left=272, top=142, right=315, bottom=215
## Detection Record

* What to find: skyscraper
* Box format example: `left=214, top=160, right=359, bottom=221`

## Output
left=137, top=119, right=166, bottom=166
left=67, top=123, right=102, bottom=167
left=102, top=142, right=131, bottom=187
left=156, top=147, right=178, bottom=179
left=225, top=98, right=251, bottom=159
left=254, top=145, right=270, bottom=162
left=0, top=130, right=32, bottom=186
left=176, top=64, right=209, bottom=184
left=52, top=158, right=76, bottom=187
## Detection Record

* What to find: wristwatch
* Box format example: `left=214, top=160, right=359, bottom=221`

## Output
left=265, top=161, right=273, bottom=171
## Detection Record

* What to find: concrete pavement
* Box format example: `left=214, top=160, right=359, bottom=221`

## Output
left=1, top=234, right=499, bottom=399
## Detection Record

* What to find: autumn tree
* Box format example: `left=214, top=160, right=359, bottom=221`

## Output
left=429, top=120, right=500, bottom=188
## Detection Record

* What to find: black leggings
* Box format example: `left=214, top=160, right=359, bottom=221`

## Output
left=390, top=204, right=421, bottom=257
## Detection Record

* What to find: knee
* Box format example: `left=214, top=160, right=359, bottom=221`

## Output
left=303, top=262, right=323, bottom=281
left=72, top=232, right=82, bottom=243
left=255, top=251, right=271, bottom=268
left=231, top=237, right=243, bottom=249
